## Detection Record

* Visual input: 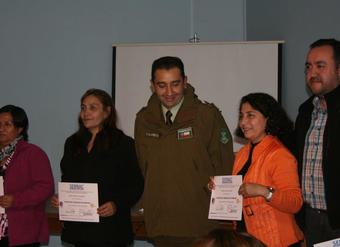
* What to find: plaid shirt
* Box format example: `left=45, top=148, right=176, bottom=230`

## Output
left=302, top=96, right=327, bottom=210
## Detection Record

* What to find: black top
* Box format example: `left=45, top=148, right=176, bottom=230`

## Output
left=237, top=142, right=258, bottom=232
left=60, top=128, right=144, bottom=245
left=237, top=143, right=257, bottom=177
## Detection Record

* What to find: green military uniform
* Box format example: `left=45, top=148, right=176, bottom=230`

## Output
left=134, top=84, right=233, bottom=238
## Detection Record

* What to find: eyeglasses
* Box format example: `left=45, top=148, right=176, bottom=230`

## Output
left=0, top=121, right=14, bottom=129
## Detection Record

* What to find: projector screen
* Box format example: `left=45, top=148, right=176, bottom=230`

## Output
left=113, top=41, right=282, bottom=150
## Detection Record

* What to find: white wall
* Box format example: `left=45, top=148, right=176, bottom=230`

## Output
left=115, top=42, right=280, bottom=150
left=193, top=0, right=246, bottom=41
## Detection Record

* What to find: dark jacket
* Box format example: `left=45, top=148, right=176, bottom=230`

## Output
left=5, top=140, right=54, bottom=246
left=295, top=85, right=340, bottom=229
left=60, top=128, right=144, bottom=245
left=134, top=84, right=234, bottom=237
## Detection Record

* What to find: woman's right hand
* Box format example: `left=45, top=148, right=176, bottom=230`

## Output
left=238, top=183, right=269, bottom=198
left=207, top=176, right=216, bottom=191
left=51, top=194, right=59, bottom=208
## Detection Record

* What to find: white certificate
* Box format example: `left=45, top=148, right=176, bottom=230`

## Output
left=314, top=238, right=340, bottom=247
left=58, top=182, right=99, bottom=222
left=208, top=175, right=243, bottom=221
left=0, top=176, right=4, bottom=214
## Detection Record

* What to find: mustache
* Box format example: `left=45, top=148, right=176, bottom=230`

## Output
left=309, top=76, right=322, bottom=83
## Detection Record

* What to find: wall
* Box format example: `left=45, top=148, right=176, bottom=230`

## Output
left=246, top=0, right=340, bottom=119
left=193, top=0, right=246, bottom=41
left=0, top=1, right=245, bottom=246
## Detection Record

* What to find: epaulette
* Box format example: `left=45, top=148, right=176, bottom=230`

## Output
left=136, top=106, right=147, bottom=115
left=203, top=101, right=221, bottom=111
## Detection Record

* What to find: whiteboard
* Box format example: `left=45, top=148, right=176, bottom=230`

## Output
left=113, top=41, right=282, bottom=150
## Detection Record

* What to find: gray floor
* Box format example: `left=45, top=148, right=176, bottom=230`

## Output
left=44, top=236, right=153, bottom=247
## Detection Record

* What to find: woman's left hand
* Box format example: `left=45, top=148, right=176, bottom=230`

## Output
left=0, top=194, right=14, bottom=208
left=97, top=201, right=117, bottom=217
left=238, top=183, right=269, bottom=198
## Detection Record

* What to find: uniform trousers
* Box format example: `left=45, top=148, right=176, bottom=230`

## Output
left=305, top=206, right=340, bottom=247
left=152, top=236, right=196, bottom=247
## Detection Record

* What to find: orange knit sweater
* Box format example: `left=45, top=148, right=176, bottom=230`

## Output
left=233, top=135, right=304, bottom=247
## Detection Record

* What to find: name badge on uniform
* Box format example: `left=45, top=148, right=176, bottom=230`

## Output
left=177, top=127, right=193, bottom=140
left=145, top=132, right=160, bottom=138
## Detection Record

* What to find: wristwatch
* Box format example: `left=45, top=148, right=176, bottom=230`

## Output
left=265, top=187, right=275, bottom=201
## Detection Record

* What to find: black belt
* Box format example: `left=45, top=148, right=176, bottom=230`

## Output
left=306, top=206, right=327, bottom=214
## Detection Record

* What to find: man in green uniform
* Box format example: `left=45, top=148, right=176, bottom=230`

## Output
left=134, top=56, right=234, bottom=247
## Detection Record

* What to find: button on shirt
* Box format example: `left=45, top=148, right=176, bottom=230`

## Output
left=302, top=96, right=327, bottom=210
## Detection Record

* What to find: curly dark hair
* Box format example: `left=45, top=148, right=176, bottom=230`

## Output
left=193, top=228, right=266, bottom=247
left=235, top=93, right=293, bottom=148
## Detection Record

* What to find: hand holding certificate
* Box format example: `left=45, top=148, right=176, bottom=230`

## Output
left=208, top=175, right=243, bottom=221
left=58, top=182, right=99, bottom=222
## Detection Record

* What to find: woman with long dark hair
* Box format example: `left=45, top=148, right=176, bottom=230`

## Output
left=52, top=89, right=143, bottom=247
left=209, top=93, right=303, bottom=247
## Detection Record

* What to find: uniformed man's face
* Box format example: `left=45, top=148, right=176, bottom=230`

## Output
left=305, top=45, right=340, bottom=96
left=151, top=68, right=187, bottom=109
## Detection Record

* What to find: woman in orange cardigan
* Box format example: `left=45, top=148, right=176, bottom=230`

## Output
left=210, top=93, right=303, bottom=247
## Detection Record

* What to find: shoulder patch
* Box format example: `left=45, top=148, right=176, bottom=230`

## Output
left=220, top=128, right=230, bottom=144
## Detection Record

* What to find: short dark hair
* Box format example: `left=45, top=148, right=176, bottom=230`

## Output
left=151, top=56, right=185, bottom=81
left=0, top=105, right=29, bottom=141
left=235, top=93, right=293, bottom=149
left=310, top=38, right=340, bottom=67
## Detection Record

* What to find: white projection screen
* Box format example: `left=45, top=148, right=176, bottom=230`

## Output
left=113, top=41, right=282, bottom=150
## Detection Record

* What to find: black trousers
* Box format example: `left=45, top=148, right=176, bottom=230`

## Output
left=305, top=206, right=340, bottom=247
left=0, top=237, right=39, bottom=247
left=152, top=236, right=196, bottom=247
